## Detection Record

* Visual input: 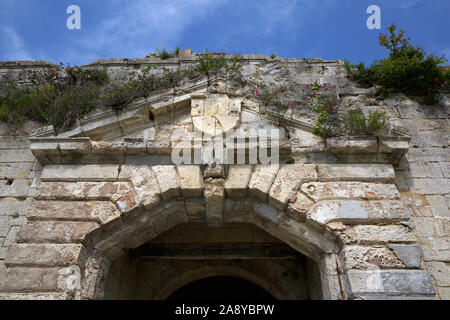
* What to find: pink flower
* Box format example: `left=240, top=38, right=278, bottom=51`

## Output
left=323, top=83, right=327, bottom=86
left=333, top=85, right=337, bottom=88
left=274, top=90, right=279, bottom=95
left=313, top=92, right=317, bottom=96
left=434, top=77, right=439, bottom=83
left=255, top=90, right=260, bottom=96
left=290, top=102, right=295, bottom=108
left=306, top=84, right=310, bottom=89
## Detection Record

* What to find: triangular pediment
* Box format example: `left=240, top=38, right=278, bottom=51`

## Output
left=28, top=76, right=410, bottom=166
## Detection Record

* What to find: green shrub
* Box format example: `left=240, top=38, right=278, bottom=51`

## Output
left=346, top=24, right=448, bottom=102
left=0, top=53, right=245, bottom=133
left=196, top=53, right=228, bottom=76
left=345, top=109, right=367, bottom=135
left=345, top=61, right=377, bottom=88
left=345, top=108, right=389, bottom=136
left=0, top=67, right=108, bottom=132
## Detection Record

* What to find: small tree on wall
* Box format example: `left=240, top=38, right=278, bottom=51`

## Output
left=345, top=23, right=450, bottom=104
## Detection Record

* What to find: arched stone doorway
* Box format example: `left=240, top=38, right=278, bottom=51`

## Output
left=101, top=223, right=324, bottom=300
left=0, top=66, right=437, bottom=300
left=0, top=162, right=436, bottom=300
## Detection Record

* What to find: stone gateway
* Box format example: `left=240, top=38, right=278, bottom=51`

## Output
left=0, top=53, right=448, bottom=300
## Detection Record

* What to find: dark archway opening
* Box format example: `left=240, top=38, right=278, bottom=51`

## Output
left=167, top=276, right=276, bottom=301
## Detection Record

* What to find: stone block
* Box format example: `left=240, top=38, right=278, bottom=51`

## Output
left=0, top=267, right=60, bottom=292
left=407, top=178, right=449, bottom=195
left=388, top=244, right=422, bottom=269
left=343, top=246, right=405, bottom=269
left=416, top=148, right=449, bottom=162
left=425, top=195, right=449, bottom=218
left=345, top=270, right=435, bottom=298
left=351, top=225, right=416, bottom=244
left=73, top=182, right=133, bottom=202
left=6, top=243, right=86, bottom=267
left=0, top=179, right=30, bottom=198
left=248, top=164, right=279, bottom=201
left=203, top=164, right=225, bottom=179
left=379, top=139, right=409, bottom=154
left=308, top=200, right=407, bottom=226
left=0, top=149, right=36, bottom=163
left=177, top=165, right=203, bottom=198
left=41, top=165, right=120, bottom=182
left=224, top=165, right=253, bottom=198
left=115, top=191, right=139, bottom=215
left=185, top=198, right=206, bottom=222
left=0, top=163, right=34, bottom=179
left=204, top=179, right=225, bottom=227
left=27, top=200, right=120, bottom=225
left=412, top=131, right=446, bottom=147
left=3, top=226, right=20, bottom=247
left=269, top=164, right=316, bottom=210
left=427, top=262, right=450, bottom=287
left=0, top=217, right=10, bottom=237
left=0, top=198, right=27, bottom=217
left=317, top=164, right=395, bottom=182
left=437, top=287, right=450, bottom=300
left=252, top=203, right=279, bottom=224
left=423, top=163, right=443, bottom=178
left=287, top=192, right=314, bottom=221
left=151, top=165, right=180, bottom=200
left=301, top=182, right=400, bottom=202
left=17, top=221, right=99, bottom=244
left=119, top=165, right=161, bottom=209
left=400, top=192, right=432, bottom=217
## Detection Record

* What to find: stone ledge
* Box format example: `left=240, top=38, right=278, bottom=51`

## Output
left=307, top=200, right=408, bottom=227
left=17, top=221, right=99, bottom=244
left=5, top=244, right=86, bottom=267
left=343, top=245, right=405, bottom=270
left=0, top=267, right=60, bottom=292
left=301, top=182, right=400, bottom=202
left=345, top=270, right=436, bottom=298
left=344, top=225, right=417, bottom=244
left=317, top=164, right=395, bottom=182
left=27, top=200, right=120, bottom=225
left=40, top=165, right=120, bottom=182
left=31, top=181, right=134, bottom=202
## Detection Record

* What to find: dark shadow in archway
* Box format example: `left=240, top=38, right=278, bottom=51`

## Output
left=167, top=276, right=276, bottom=301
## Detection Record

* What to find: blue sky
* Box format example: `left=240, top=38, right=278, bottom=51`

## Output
left=0, top=0, right=449, bottom=66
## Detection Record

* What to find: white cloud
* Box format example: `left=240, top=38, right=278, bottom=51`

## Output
left=0, top=25, right=31, bottom=60
left=255, top=0, right=301, bottom=35
left=75, top=0, right=226, bottom=59
left=400, top=0, right=421, bottom=9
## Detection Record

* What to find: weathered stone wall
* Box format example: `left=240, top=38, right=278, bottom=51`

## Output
left=0, top=133, right=39, bottom=284
left=0, top=56, right=448, bottom=300
left=390, top=94, right=449, bottom=299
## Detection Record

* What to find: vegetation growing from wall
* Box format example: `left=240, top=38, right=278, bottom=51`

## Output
left=0, top=53, right=243, bottom=133
left=0, top=54, right=392, bottom=139
left=253, top=80, right=389, bottom=138
left=345, top=24, right=450, bottom=104
left=0, top=66, right=109, bottom=133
